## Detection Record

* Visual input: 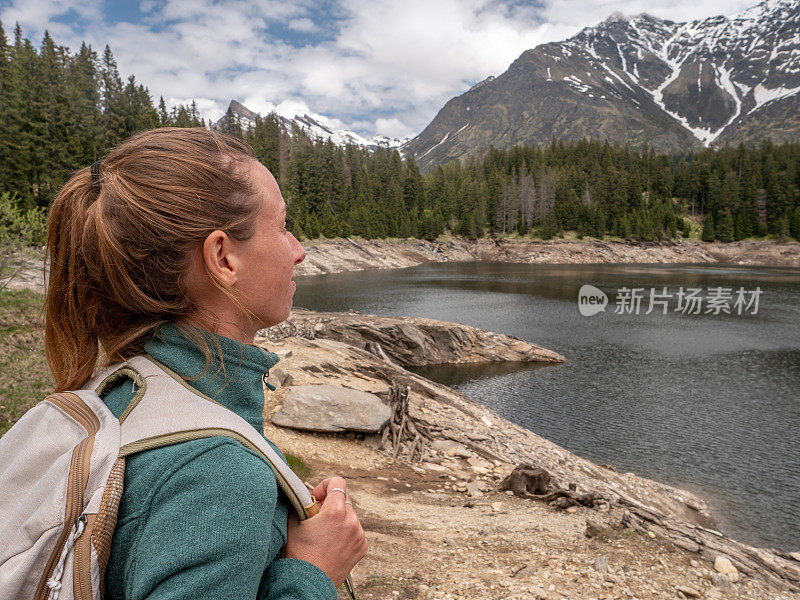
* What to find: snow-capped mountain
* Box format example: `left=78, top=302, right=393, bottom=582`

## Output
left=216, top=100, right=409, bottom=151
left=404, top=0, right=800, bottom=168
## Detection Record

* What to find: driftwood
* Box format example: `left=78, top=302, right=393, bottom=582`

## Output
left=498, top=465, right=799, bottom=591
left=499, top=465, right=603, bottom=508
left=364, top=341, right=402, bottom=368
left=617, top=496, right=800, bottom=593
left=381, top=384, right=430, bottom=463
left=396, top=390, right=800, bottom=591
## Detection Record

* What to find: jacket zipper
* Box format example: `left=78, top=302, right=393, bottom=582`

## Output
left=34, top=394, right=100, bottom=600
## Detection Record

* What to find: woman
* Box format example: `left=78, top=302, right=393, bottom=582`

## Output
left=44, top=128, right=367, bottom=599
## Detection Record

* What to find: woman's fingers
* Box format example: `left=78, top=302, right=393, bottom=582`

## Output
left=312, top=476, right=347, bottom=505
left=284, top=476, right=368, bottom=587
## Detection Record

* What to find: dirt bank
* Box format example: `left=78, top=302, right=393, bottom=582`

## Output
left=257, top=320, right=800, bottom=599
left=295, top=238, right=800, bottom=277
left=4, top=238, right=798, bottom=293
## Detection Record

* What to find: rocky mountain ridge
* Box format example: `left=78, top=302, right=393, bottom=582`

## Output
left=217, top=100, right=409, bottom=151
left=404, top=0, right=800, bottom=168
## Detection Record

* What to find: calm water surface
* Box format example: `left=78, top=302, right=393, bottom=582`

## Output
left=293, top=262, right=800, bottom=551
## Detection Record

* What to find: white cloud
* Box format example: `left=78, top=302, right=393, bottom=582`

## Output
left=274, top=99, right=315, bottom=120
left=538, top=0, right=756, bottom=30
left=0, top=0, right=102, bottom=32
left=1, top=0, right=762, bottom=138
left=375, top=117, right=412, bottom=138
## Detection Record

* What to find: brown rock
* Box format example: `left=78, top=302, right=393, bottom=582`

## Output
left=511, top=564, right=537, bottom=578
left=498, top=465, right=551, bottom=496
left=585, top=519, right=604, bottom=538
left=675, top=585, right=702, bottom=598
left=714, top=556, right=740, bottom=582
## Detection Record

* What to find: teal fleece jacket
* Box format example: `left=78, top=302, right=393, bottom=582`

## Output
left=101, top=324, right=337, bottom=600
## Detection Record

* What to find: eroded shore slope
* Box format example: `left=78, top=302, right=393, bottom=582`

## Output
left=295, top=238, right=800, bottom=277
left=5, top=238, right=798, bottom=293
left=259, top=312, right=800, bottom=599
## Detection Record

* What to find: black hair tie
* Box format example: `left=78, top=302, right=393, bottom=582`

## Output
left=90, top=161, right=102, bottom=190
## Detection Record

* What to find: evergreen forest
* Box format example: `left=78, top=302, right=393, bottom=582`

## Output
left=2, top=25, right=800, bottom=243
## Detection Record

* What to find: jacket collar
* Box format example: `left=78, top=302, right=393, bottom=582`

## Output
left=144, top=323, right=279, bottom=433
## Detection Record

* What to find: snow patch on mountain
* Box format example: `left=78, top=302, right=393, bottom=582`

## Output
left=750, top=83, right=800, bottom=113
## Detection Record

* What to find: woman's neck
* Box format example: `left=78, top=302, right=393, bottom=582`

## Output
left=180, top=311, right=258, bottom=345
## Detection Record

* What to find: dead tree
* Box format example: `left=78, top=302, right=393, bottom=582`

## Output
left=381, top=383, right=431, bottom=463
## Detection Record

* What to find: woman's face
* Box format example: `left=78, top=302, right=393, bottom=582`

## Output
left=234, top=161, right=306, bottom=331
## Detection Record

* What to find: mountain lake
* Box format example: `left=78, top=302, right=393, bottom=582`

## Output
left=294, top=262, right=800, bottom=553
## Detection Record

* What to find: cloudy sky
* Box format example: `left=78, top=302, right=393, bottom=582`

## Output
left=2, top=0, right=757, bottom=139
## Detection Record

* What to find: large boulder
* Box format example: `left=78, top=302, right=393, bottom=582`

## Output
left=262, top=309, right=565, bottom=367
left=271, top=385, right=391, bottom=433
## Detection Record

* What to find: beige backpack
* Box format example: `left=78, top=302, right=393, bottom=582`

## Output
left=0, top=355, right=337, bottom=600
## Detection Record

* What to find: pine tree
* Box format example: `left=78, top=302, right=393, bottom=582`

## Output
left=618, top=215, right=632, bottom=238
left=701, top=213, right=716, bottom=242
left=158, top=96, right=169, bottom=125
left=716, top=209, right=734, bottom=242
left=100, top=45, right=125, bottom=147
left=173, top=105, right=192, bottom=127
left=38, top=31, right=72, bottom=203
left=777, top=215, right=790, bottom=242
left=247, top=113, right=282, bottom=176
left=70, top=43, right=102, bottom=163
left=217, top=105, right=243, bottom=138
left=7, top=25, right=44, bottom=203
left=666, top=211, right=677, bottom=238
left=791, top=206, right=800, bottom=241
left=734, top=210, right=751, bottom=240
left=0, top=21, right=12, bottom=189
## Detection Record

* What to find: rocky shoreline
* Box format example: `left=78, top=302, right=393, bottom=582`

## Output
left=295, top=238, right=800, bottom=277
left=259, top=311, right=800, bottom=598
left=4, top=238, right=799, bottom=293
left=264, top=309, right=565, bottom=368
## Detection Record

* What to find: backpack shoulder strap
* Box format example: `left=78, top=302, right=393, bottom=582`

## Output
left=86, top=355, right=318, bottom=520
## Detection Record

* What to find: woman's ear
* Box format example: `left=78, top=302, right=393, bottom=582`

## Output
left=202, top=229, right=241, bottom=287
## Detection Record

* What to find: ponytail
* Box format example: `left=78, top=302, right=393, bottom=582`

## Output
left=45, top=167, right=103, bottom=390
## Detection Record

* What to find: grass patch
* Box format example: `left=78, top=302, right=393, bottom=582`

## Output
left=285, top=452, right=311, bottom=481
left=0, top=289, right=52, bottom=436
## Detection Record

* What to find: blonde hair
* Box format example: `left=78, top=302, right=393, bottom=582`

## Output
left=44, top=128, right=261, bottom=391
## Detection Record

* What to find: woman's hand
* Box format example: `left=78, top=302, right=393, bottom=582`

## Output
left=284, top=477, right=368, bottom=587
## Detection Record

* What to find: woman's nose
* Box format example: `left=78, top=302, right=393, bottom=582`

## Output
left=291, top=234, right=306, bottom=265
